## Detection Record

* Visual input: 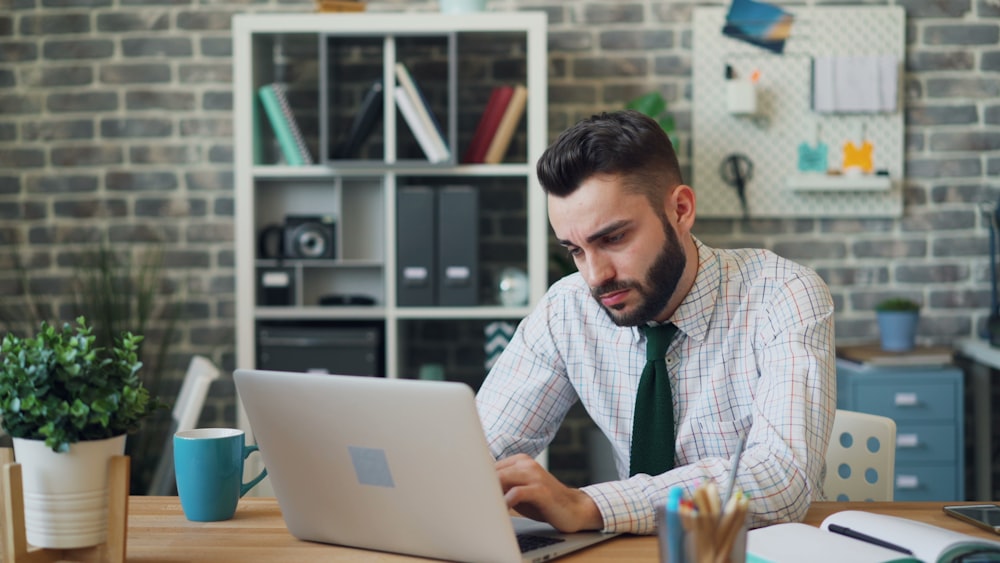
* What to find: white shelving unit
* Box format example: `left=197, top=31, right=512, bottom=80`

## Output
left=232, top=12, right=549, bottom=445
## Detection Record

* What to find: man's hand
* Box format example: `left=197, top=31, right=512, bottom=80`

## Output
left=495, top=454, right=604, bottom=533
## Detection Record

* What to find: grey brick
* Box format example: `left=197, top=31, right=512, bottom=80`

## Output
left=126, top=90, right=196, bottom=111
left=186, top=223, right=233, bottom=243
left=178, top=63, right=231, bottom=84
left=989, top=158, right=1000, bottom=175
left=47, top=91, right=117, bottom=112
left=896, top=263, right=969, bottom=283
left=906, top=157, right=981, bottom=178
left=162, top=250, right=211, bottom=268
left=902, top=209, right=977, bottom=231
left=99, top=63, right=171, bottom=84
left=200, top=37, right=232, bottom=57
left=930, top=131, right=1000, bottom=151
left=25, top=174, right=98, bottom=193
left=0, top=16, right=12, bottom=36
left=584, top=4, right=644, bottom=24
left=122, top=37, right=193, bottom=58
left=897, top=0, right=971, bottom=17
left=29, top=225, right=102, bottom=245
left=179, top=117, right=232, bottom=138
left=599, top=29, right=673, bottom=50
left=107, top=224, right=178, bottom=244
left=100, top=118, right=173, bottom=138
left=548, top=30, right=593, bottom=52
left=926, top=77, right=1000, bottom=98
left=652, top=3, right=695, bottom=23
left=130, top=144, right=201, bottom=165
left=50, top=145, right=123, bottom=166
left=932, top=235, right=988, bottom=257
left=53, top=198, right=127, bottom=218
left=96, top=12, right=170, bottom=32
left=906, top=51, right=975, bottom=72
left=207, top=144, right=232, bottom=163
left=930, top=288, right=990, bottom=308
left=0, top=122, right=14, bottom=140
left=19, top=13, right=91, bottom=35
left=21, top=65, right=92, bottom=87
left=185, top=170, right=232, bottom=191
left=771, top=240, right=847, bottom=261
left=22, top=119, right=94, bottom=141
left=105, top=171, right=178, bottom=192
left=981, top=0, right=1000, bottom=16
left=852, top=238, right=927, bottom=258
left=930, top=182, right=999, bottom=203
left=203, top=91, right=232, bottom=111
left=0, top=93, right=42, bottom=114
left=0, top=148, right=44, bottom=168
left=573, top=56, right=647, bottom=78
left=0, top=41, right=38, bottom=62
left=924, top=24, right=999, bottom=45
left=136, top=197, right=206, bottom=217
left=906, top=104, right=978, bottom=126
left=815, top=265, right=889, bottom=286
left=42, top=0, right=111, bottom=6
left=653, top=55, right=690, bottom=76
left=43, top=39, right=113, bottom=60
left=906, top=131, right=925, bottom=151
left=0, top=69, right=13, bottom=87
left=177, top=11, right=235, bottom=31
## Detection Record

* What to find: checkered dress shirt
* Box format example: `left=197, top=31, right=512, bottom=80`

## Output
left=476, top=238, right=836, bottom=534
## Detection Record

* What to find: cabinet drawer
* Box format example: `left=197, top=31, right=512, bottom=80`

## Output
left=852, top=381, right=956, bottom=422
left=894, top=464, right=962, bottom=501
left=895, top=423, right=958, bottom=464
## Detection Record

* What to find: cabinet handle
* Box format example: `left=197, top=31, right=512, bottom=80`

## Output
left=896, top=433, right=919, bottom=448
left=896, top=475, right=919, bottom=489
left=893, top=392, right=918, bottom=406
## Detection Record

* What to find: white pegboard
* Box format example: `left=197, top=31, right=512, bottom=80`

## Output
left=692, top=6, right=905, bottom=218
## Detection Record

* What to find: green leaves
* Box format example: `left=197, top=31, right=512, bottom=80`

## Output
left=0, top=317, right=160, bottom=453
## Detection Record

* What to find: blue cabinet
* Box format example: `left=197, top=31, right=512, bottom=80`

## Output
left=836, top=361, right=964, bottom=501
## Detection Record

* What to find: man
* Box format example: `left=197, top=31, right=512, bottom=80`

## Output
left=475, top=110, right=836, bottom=535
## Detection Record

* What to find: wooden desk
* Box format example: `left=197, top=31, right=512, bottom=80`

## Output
left=123, top=498, right=997, bottom=562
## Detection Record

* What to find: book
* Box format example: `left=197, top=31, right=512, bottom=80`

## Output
left=483, top=83, right=527, bottom=164
left=462, top=85, right=515, bottom=164
left=394, top=85, right=448, bottom=163
left=257, top=83, right=312, bottom=166
left=836, top=344, right=954, bottom=368
left=747, top=510, right=1000, bottom=563
left=394, top=62, right=450, bottom=162
left=332, top=79, right=384, bottom=159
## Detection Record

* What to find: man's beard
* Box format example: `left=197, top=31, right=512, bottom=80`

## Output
left=590, top=219, right=686, bottom=327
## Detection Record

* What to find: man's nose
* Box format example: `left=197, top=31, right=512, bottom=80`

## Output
left=582, top=253, right=614, bottom=289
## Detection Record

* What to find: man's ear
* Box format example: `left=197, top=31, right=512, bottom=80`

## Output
left=670, top=184, right=696, bottom=230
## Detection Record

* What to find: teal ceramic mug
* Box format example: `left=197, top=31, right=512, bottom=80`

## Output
left=174, top=428, right=268, bottom=522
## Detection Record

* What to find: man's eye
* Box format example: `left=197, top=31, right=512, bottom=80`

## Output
left=567, top=247, right=582, bottom=257
left=605, top=233, right=624, bottom=244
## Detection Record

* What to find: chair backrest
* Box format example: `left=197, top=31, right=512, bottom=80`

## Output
left=824, top=409, right=897, bottom=501
left=146, top=355, right=221, bottom=495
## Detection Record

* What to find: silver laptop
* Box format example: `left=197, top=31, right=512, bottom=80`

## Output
left=233, top=369, right=619, bottom=563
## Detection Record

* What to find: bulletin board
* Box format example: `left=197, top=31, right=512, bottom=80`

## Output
left=692, top=6, right=905, bottom=218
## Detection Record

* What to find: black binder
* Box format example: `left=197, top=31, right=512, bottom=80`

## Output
left=396, top=186, right=436, bottom=306
left=436, top=186, right=478, bottom=306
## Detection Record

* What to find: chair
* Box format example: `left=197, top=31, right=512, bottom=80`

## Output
left=147, top=355, right=221, bottom=495
left=824, top=409, right=897, bottom=501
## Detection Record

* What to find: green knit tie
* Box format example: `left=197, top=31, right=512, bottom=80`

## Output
left=630, top=323, right=679, bottom=476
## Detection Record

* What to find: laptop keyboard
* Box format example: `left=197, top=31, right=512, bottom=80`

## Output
left=517, top=533, right=566, bottom=553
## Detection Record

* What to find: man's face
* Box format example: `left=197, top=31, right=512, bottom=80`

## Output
left=548, top=174, right=687, bottom=326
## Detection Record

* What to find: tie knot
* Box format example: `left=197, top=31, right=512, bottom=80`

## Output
left=642, top=323, right=678, bottom=361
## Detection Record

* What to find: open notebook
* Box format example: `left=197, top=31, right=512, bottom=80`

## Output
left=233, top=369, right=619, bottom=563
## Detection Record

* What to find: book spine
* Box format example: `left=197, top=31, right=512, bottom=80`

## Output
left=334, top=79, right=384, bottom=159
left=462, top=85, right=515, bottom=164
left=394, top=62, right=450, bottom=161
left=394, top=85, right=447, bottom=163
left=257, top=84, right=311, bottom=166
left=483, top=84, right=528, bottom=165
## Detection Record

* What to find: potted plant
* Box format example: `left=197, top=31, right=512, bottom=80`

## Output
left=875, top=297, right=921, bottom=352
left=0, top=317, right=162, bottom=549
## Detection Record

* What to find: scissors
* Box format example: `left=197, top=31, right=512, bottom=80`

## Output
left=719, top=153, right=753, bottom=218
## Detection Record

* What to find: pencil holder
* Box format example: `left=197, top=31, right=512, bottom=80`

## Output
left=656, top=487, right=748, bottom=563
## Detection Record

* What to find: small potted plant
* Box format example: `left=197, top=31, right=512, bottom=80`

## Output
left=0, top=317, right=162, bottom=549
left=874, top=297, right=921, bottom=352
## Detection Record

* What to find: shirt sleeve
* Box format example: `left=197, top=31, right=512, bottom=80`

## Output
left=581, top=268, right=837, bottom=535
left=476, top=290, right=580, bottom=460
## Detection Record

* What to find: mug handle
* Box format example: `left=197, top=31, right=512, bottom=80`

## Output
left=240, top=444, right=268, bottom=497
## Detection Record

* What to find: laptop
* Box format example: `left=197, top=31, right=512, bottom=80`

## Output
left=233, top=369, right=620, bottom=563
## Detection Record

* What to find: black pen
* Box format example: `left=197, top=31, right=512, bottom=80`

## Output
left=827, top=523, right=914, bottom=555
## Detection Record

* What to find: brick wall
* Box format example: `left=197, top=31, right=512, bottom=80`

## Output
left=2, top=0, right=997, bottom=494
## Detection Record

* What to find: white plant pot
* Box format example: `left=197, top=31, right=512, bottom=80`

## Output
left=12, top=434, right=127, bottom=549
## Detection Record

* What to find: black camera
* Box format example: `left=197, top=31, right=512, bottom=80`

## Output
left=258, top=215, right=336, bottom=260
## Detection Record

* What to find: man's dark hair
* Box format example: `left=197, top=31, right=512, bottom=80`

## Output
left=536, top=110, right=683, bottom=204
